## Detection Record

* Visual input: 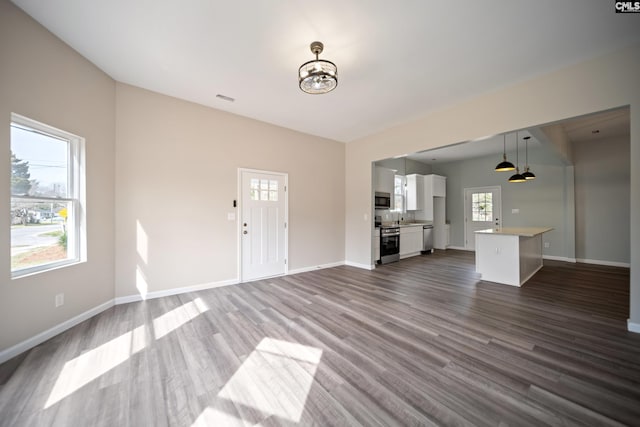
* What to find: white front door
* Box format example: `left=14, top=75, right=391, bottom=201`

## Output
left=464, top=186, right=501, bottom=250
left=240, top=170, right=288, bottom=281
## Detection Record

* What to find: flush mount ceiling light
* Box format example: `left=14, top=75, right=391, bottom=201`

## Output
left=521, top=136, right=536, bottom=180
left=495, top=133, right=515, bottom=172
left=508, top=132, right=526, bottom=183
left=298, top=41, right=338, bottom=94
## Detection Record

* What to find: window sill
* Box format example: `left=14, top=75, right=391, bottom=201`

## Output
left=12, top=258, right=85, bottom=280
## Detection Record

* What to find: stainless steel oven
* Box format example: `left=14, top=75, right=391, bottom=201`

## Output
left=379, top=226, right=400, bottom=264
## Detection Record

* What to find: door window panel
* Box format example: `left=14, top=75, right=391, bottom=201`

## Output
left=472, top=192, right=493, bottom=222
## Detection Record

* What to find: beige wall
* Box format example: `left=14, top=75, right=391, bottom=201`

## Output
left=346, top=44, right=640, bottom=325
left=115, top=84, right=345, bottom=298
left=0, top=1, right=116, bottom=350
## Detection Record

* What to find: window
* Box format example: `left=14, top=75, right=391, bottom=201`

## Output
left=249, top=178, right=278, bottom=201
left=10, top=114, right=85, bottom=277
left=392, top=175, right=405, bottom=213
left=471, top=192, right=493, bottom=222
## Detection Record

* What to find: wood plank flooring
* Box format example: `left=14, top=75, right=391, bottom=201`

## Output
left=1, top=250, right=639, bottom=426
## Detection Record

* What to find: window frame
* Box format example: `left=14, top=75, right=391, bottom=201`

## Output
left=10, top=113, right=86, bottom=279
left=392, top=174, right=406, bottom=213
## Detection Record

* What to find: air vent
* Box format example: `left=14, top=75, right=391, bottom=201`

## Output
left=216, top=94, right=235, bottom=102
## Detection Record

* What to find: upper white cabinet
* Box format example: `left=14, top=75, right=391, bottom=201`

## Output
left=414, top=174, right=446, bottom=220
left=432, top=175, right=446, bottom=197
left=405, top=174, right=424, bottom=211
left=374, top=166, right=395, bottom=199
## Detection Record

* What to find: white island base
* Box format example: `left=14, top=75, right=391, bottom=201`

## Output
left=475, top=227, right=553, bottom=287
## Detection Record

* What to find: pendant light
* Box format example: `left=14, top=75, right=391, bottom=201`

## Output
left=521, top=136, right=536, bottom=180
left=495, top=133, right=515, bottom=171
left=298, top=41, right=338, bottom=94
left=508, top=132, right=526, bottom=183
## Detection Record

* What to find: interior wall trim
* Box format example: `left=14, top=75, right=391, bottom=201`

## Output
left=345, top=260, right=375, bottom=270
left=628, top=320, right=640, bottom=334
left=0, top=300, right=114, bottom=365
left=543, top=255, right=577, bottom=263
left=114, top=278, right=240, bottom=305
left=575, top=258, right=631, bottom=268
left=288, top=261, right=345, bottom=275
left=446, top=246, right=470, bottom=251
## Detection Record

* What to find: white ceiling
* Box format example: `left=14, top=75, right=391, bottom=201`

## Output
left=12, top=0, right=640, bottom=143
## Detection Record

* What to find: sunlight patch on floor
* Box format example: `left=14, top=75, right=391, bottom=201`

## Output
left=214, top=337, right=323, bottom=423
left=191, top=407, right=245, bottom=427
left=153, top=297, right=209, bottom=340
left=45, top=324, right=147, bottom=408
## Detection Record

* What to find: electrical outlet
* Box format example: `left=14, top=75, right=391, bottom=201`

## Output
left=544, top=242, right=550, bottom=248
left=55, top=293, right=64, bottom=307
left=512, top=208, right=519, bottom=214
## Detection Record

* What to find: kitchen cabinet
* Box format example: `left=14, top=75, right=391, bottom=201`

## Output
left=400, top=225, right=423, bottom=258
left=415, top=174, right=446, bottom=220
left=374, top=166, right=395, bottom=209
left=432, top=175, right=446, bottom=197
left=374, top=228, right=380, bottom=262
left=435, top=223, right=450, bottom=250
left=433, top=197, right=446, bottom=249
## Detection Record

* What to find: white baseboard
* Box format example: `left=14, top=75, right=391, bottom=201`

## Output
left=576, top=258, right=630, bottom=268
left=0, top=300, right=114, bottom=365
left=114, top=278, right=240, bottom=305
left=447, top=246, right=471, bottom=251
left=288, top=261, right=345, bottom=275
left=543, top=255, right=577, bottom=263
left=345, top=260, right=375, bottom=270
left=117, top=262, right=350, bottom=304
left=628, top=320, right=640, bottom=333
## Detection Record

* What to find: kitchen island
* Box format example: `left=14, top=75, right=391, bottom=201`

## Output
left=475, top=227, right=553, bottom=287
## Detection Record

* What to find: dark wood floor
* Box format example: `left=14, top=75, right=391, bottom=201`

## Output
left=1, top=250, right=639, bottom=426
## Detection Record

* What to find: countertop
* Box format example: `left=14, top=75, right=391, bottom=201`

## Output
left=475, top=227, right=553, bottom=237
left=377, top=222, right=432, bottom=229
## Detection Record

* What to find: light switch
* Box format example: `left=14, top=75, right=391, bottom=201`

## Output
left=512, top=208, right=519, bottom=214
left=227, top=213, right=236, bottom=221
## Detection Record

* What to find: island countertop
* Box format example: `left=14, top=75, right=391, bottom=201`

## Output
left=475, top=227, right=553, bottom=237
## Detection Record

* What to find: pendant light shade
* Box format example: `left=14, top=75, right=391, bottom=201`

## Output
left=508, top=170, right=526, bottom=183
left=521, top=136, right=536, bottom=180
left=298, top=41, right=338, bottom=94
left=495, top=134, right=515, bottom=171
left=508, top=132, right=526, bottom=182
left=522, top=168, right=536, bottom=180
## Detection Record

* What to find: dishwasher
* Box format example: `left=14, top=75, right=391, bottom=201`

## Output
left=422, top=225, right=434, bottom=254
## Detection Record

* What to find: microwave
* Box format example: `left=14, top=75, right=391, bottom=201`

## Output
left=375, top=192, right=391, bottom=209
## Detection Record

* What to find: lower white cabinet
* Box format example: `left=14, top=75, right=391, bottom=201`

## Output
left=434, top=224, right=450, bottom=250
left=400, top=226, right=422, bottom=258
left=374, top=228, right=380, bottom=262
